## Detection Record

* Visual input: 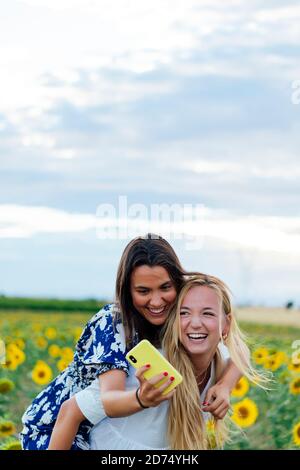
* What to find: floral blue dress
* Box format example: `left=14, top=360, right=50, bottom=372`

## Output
left=20, top=304, right=129, bottom=450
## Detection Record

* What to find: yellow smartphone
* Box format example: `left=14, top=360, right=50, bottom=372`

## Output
left=126, top=339, right=183, bottom=395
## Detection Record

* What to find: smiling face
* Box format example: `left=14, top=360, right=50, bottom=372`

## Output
left=130, top=265, right=177, bottom=326
left=179, top=285, right=230, bottom=357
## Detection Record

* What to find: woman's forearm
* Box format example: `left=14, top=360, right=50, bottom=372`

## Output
left=100, top=368, right=174, bottom=418
left=101, top=389, right=142, bottom=418
left=48, top=398, right=85, bottom=450
left=217, top=359, right=242, bottom=391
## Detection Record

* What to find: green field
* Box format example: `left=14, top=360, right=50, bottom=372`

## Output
left=0, top=305, right=300, bottom=450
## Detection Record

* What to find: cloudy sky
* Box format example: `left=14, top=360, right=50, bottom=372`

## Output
left=1, top=0, right=300, bottom=306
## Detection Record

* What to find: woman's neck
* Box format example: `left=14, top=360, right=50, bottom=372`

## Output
left=190, top=350, right=215, bottom=390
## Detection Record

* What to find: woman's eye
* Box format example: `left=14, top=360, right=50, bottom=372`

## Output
left=180, top=311, right=189, bottom=316
left=203, top=311, right=214, bottom=316
left=162, top=285, right=171, bottom=290
left=137, top=290, right=149, bottom=295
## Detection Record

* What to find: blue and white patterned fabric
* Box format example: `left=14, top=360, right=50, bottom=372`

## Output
left=20, top=303, right=129, bottom=450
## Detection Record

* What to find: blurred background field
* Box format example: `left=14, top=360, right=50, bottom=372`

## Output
left=0, top=301, right=300, bottom=450
left=236, top=307, right=300, bottom=329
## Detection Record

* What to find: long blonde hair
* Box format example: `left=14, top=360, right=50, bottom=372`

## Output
left=162, top=273, right=269, bottom=450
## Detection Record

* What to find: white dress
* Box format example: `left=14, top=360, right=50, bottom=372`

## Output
left=75, top=344, right=230, bottom=450
left=89, top=363, right=169, bottom=450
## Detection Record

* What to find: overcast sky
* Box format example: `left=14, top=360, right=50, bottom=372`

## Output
left=1, top=0, right=300, bottom=306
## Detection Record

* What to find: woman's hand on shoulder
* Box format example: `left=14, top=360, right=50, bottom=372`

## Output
left=201, top=382, right=231, bottom=419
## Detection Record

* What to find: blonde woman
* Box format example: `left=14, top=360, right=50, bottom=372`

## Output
left=163, top=273, right=268, bottom=450
left=88, top=273, right=267, bottom=450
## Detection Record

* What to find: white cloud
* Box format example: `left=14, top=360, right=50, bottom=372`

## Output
left=1, top=204, right=300, bottom=257
left=21, top=133, right=56, bottom=149
left=0, top=205, right=97, bottom=238
left=1, top=0, right=299, bottom=178
left=184, top=160, right=240, bottom=175
left=2, top=0, right=299, bottom=116
left=18, top=0, right=92, bottom=8
left=255, top=5, right=300, bottom=23
left=183, top=159, right=300, bottom=181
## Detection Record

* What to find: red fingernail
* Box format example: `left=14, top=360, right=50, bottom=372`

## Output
left=146, top=364, right=151, bottom=368
left=163, top=371, right=168, bottom=377
left=170, top=376, right=175, bottom=381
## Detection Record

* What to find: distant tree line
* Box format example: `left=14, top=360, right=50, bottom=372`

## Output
left=0, top=295, right=107, bottom=312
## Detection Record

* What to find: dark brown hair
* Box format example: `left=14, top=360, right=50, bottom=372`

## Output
left=115, top=234, right=190, bottom=348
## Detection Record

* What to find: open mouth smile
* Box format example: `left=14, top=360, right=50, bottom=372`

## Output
left=187, top=333, right=208, bottom=342
left=146, top=306, right=167, bottom=316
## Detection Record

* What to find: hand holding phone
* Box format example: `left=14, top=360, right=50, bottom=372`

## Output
left=126, top=340, right=183, bottom=396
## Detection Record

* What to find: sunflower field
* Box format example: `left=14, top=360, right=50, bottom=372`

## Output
left=0, top=308, right=300, bottom=450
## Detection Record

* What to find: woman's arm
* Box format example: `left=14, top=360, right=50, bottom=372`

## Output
left=202, top=359, right=242, bottom=419
left=101, top=366, right=175, bottom=417
left=47, top=370, right=128, bottom=450
left=48, top=397, right=85, bottom=450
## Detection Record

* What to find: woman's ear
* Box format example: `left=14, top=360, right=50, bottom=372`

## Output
left=222, top=313, right=232, bottom=339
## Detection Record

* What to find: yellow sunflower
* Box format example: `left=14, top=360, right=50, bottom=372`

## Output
left=252, top=347, right=269, bottom=365
left=206, top=420, right=217, bottom=449
left=0, top=420, right=16, bottom=438
left=293, top=422, right=300, bottom=447
left=35, top=336, right=48, bottom=350
left=206, top=419, right=215, bottom=432
left=231, top=398, right=259, bottom=428
left=288, top=361, right=300, bottom=373
left=44, top=327, right=57, bottom=340
left=48, top=344, right=61, bottom=358
left=0, top=378, right=15, bottom=394
left=60, top=347, right=74, bottom=362
left=274, top=351, right=288, bottom=364
left=2, top=353, right=18, bottom=371
left=0, top=438, right=22, bottom=450
left=57, top=358, right=70, bottom=372
left=264, top=352, right=284, bottom=372
left=14, top=338, right=25, bottom=350
left=289, top=377, right=300, bottom=395
left=231, top=376, right=249, bottom=398
left=7, top=344, right=26, bottom=366
left=32, top=360, right=53, bottom=385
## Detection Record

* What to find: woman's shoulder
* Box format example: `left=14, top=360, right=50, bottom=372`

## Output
left=76, top=303, right=126, bottom=356
left=218, top=342, right=230, bottom=361
left=87, top=303, right=120, bottom=325
left=80, top=303, right=120, bottom=337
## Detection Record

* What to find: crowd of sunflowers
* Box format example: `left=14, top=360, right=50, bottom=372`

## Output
left=0, top=310, right=299, bottom=450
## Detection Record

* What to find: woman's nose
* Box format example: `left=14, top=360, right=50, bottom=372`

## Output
left=190, top=315, right=203, bottom=328
left=149, top=293, right=163, bottom=307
